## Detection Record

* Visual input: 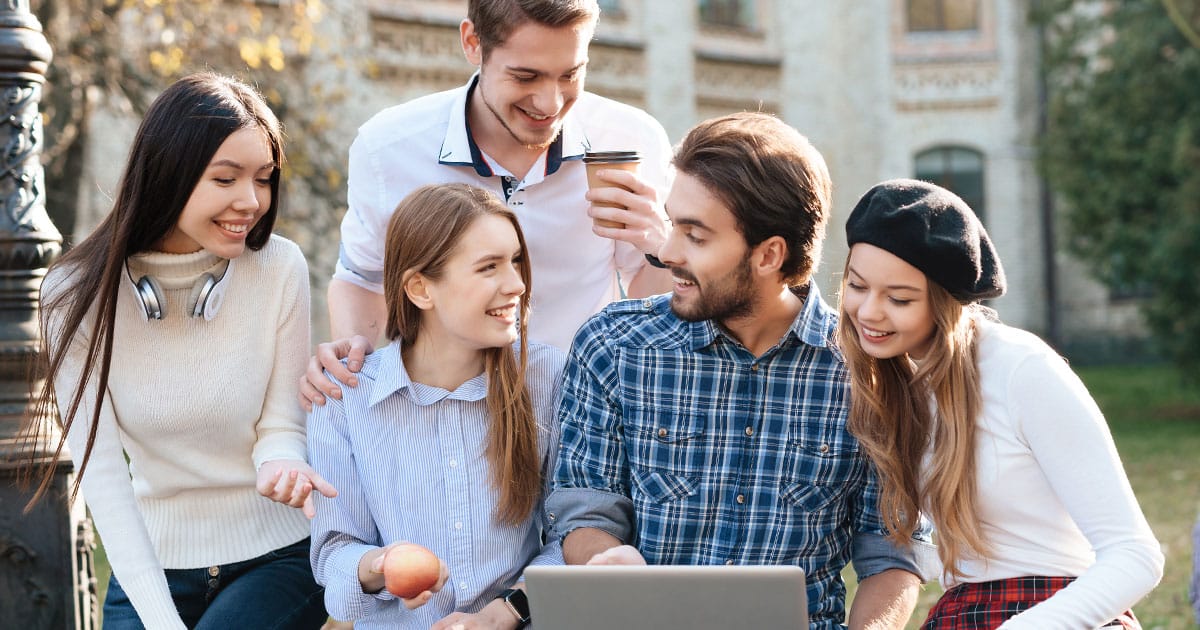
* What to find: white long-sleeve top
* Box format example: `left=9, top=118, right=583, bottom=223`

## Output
left=936, top=318, right=1163, bottom=628
left=46, top=236, right=313, bottom=629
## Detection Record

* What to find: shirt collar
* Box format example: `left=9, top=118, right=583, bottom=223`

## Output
left=368, top=341, right=488, bottom=407
left=686, top=282, right=837, bottom=352
left=439, top=73, right=585, bottom=178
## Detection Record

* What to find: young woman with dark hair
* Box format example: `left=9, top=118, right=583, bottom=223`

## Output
left=25, top=72, right=332, bottom=629
left=308, top=182, right=564, bottom=630
left=837, top=179, right=1163, bottom=629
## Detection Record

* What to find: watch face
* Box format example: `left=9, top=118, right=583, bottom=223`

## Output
left=505, top=588, right=531, bottom=621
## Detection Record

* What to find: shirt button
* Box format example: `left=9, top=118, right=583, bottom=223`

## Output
left=657, top=428, right=668, bottom=438
left=736, top=494, right=745, bottom=504
left=449, top=459, right=458, bottom=468
left=548, top=512, right=556, bottom=521
left=726, top=560, right=734, bottom=565
left=642, top=299, right=653, bottom=308
left=208, top=566, right=219, bottom=577
left=820, top=444, right=830, bottom=453
left=455, top=521, right=463, bottom=530
left=750, top=364, right=759, bottom=372
left=459, top=581, right=468, bottom=590
left=744, top=427, right=753, bottom=437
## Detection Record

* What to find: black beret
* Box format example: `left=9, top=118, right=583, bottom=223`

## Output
left=845, top=179, right=1006, bottom=303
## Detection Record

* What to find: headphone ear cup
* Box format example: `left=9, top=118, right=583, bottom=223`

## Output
left=190, top=274, right=216, bottom=319
left=202, top=280, right=226, bottom=321
left=135, top=275, right=167, bottom=320
left=196, top=258, right=234, bottom=321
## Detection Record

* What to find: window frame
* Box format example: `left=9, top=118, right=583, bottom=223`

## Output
left=913, top=145, right=987, bottom=223
left=905, top=0, right=982, bottom=33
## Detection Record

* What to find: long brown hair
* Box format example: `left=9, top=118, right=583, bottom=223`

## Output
left=382, top=183, right=539, bottom=526
left=21, top=73, right=283, bottom=507
left=837, top=268, right=988, bottom=579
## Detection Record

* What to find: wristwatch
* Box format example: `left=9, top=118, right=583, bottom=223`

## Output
left=498, top=587, right=531, bottom=628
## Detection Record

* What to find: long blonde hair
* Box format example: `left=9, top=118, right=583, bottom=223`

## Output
left=382, top=183, right=539, bottom=527
left=837, top=269, right=988, bottom=579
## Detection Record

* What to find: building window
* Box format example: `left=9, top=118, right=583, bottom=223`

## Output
left=699, top=0, right=757, bottom=29
left=907, top=0, right=980, bottom=32
left=914, top=146, right=985, bottom=221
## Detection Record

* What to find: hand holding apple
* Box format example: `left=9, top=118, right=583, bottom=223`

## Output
left=381, top=543, right=448, bottom=602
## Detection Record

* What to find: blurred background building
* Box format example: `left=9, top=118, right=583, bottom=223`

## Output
left=69, top=0, right=1145, bottom=359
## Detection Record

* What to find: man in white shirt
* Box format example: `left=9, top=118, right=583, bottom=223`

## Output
left=302, top=0, right=673, bottom=407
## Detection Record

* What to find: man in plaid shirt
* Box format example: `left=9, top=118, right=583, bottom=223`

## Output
left=547, top=112, right=936, bottom=629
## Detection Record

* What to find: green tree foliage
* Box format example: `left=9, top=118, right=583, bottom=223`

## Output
left=1035, top=0, right=1200, bottom=376
left=30, top=0, right=349, bottom=269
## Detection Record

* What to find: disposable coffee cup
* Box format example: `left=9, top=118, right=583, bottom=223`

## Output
left=584, top=150, right=642, bottom=229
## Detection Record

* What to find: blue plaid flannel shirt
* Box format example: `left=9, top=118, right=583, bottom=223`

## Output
left=548, top=284, right=935, bottom=629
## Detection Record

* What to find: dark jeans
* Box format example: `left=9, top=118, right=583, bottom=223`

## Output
left=102, top=537, right=326, bottom=630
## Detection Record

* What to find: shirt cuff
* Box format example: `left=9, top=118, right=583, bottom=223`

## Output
left=252, top=433, right=308, bottom=470
left=850, top=531, right=939, bottom=582
left=333, top=259, right=384, bottom=294
left=325, top=542, right=389, bottom=620
left=545, top=487, right=636, bottom=544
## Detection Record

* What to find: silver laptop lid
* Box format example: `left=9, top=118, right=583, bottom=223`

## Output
left=525, top=565, right=808, bottom=630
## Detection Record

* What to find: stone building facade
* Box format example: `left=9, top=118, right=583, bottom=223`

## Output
left=76, top=0, right=1143, bottom=356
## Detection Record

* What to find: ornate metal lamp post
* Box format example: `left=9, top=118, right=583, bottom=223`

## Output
left=0, top=1, right=97, bottom=628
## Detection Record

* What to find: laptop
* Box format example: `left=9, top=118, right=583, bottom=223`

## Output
left=525, top=564, right=808, bottom=630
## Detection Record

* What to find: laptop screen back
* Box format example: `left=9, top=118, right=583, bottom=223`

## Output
left=524, top=565, right=808, bottom=630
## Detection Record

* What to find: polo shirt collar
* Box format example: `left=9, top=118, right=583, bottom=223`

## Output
left=686, top=282, right=836, bottom=351
left=439, top=73, right=586, bottom=178
left=368, top=341, right=488, bottom=407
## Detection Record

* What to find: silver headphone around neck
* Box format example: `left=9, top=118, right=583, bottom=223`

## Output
left=126, top=258, right=234, bottom=321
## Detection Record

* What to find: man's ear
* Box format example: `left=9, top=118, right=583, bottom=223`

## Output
left=461, top=19, right=483, bottom=66
left=403, top=270, right=434, bottom=310
left=751, top=236, right=788, bottom=277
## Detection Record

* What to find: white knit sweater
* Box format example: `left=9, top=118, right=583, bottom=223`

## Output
left=47, top=235, right=313, bottom=629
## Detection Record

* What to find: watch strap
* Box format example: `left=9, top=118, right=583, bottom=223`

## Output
left=498, top=587, right=531, bottom=627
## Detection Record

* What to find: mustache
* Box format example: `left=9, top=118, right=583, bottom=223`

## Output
left=669, top=266, right=698, bottom=285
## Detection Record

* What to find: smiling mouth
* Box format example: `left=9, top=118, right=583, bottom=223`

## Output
left=518, top=107, right=556, bottom=122
left=486, top=305, right=517, bottom=319
left=860, top=325, right=894, bottom=339
left=216, top=221, right=250, bottom=234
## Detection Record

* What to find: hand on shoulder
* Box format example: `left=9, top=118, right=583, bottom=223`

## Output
left=298, top=335, right=374, bottom=411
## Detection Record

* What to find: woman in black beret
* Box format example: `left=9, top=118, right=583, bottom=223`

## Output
left=837, top=179, right=1162, bottom=629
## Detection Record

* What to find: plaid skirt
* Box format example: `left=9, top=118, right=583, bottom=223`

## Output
left=921, top=576, right=1141, bottom=629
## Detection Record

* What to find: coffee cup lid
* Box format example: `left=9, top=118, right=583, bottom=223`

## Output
left=583, top=150, right=641, bottom=163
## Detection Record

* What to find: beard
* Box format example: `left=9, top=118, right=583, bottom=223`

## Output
left=669, top=255, right=756, bottom=323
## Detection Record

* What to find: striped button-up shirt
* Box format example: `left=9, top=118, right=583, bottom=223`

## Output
left=548, top=284, right=934, bottom=629
left=308, top=341, right=565, bottom=628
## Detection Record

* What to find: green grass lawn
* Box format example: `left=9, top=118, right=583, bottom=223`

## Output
left=92, top=364, right=1200, bottom=627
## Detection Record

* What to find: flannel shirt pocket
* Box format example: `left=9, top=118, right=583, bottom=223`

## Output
left=631, top=468, right=699, bottom=504
left=780, top=429, right=859, bottom=512
left=622, top=406, right=706, bottom=475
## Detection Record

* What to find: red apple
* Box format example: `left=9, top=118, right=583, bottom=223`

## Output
left=382, top=543, right=441, bottom=599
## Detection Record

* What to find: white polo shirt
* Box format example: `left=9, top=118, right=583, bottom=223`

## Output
left=337, top=75, right=673, bottom=350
